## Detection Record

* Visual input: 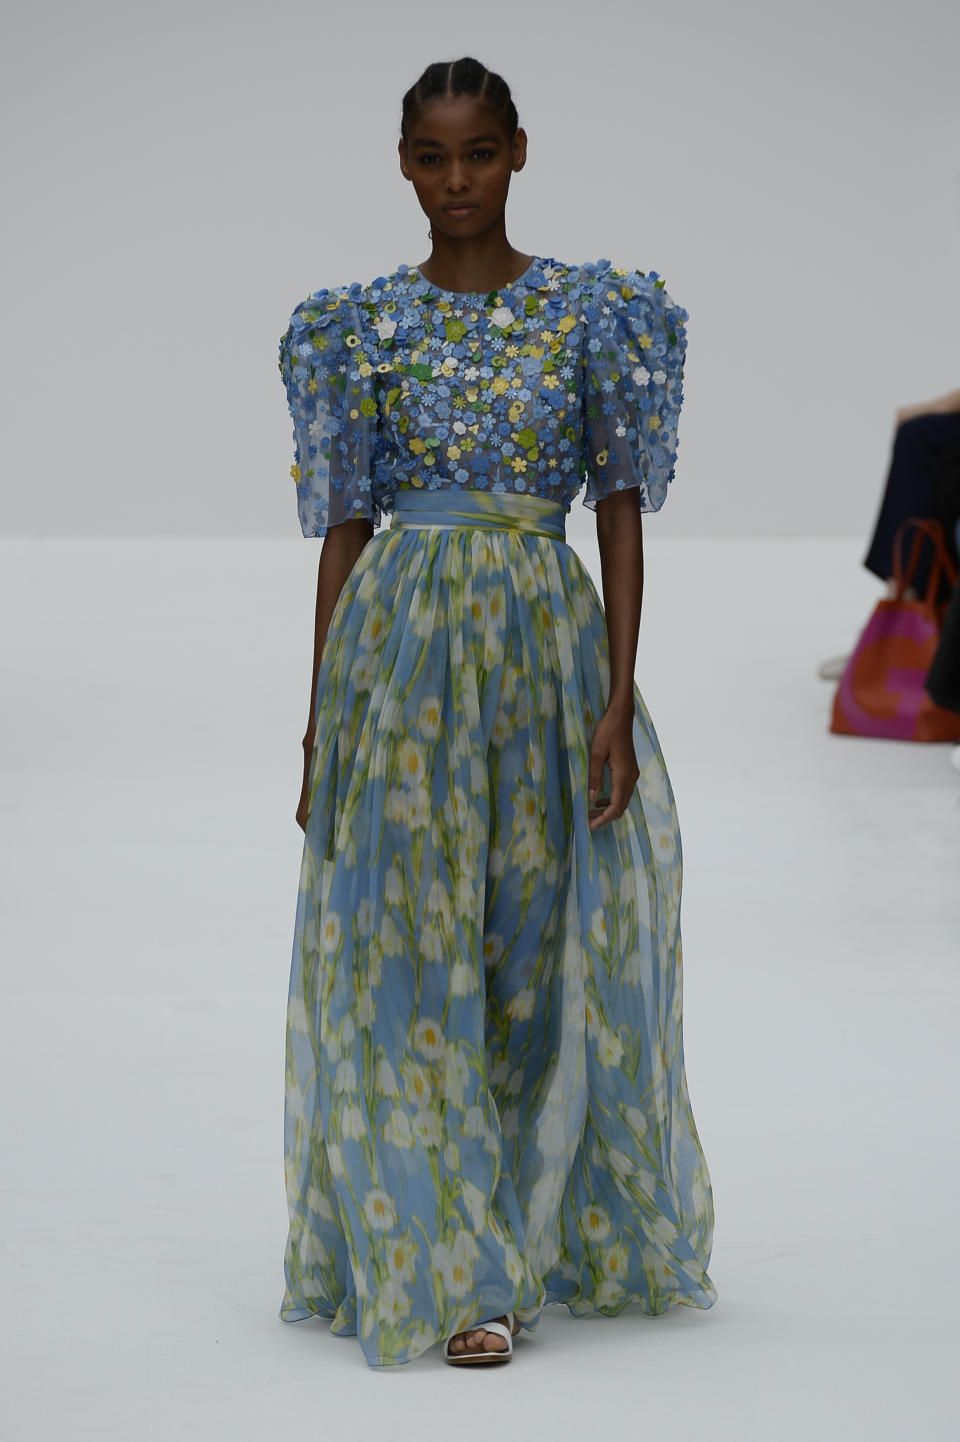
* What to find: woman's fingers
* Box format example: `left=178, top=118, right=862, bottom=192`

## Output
left=588, top=742, right=612, bottom=829
left=587, top=739, right=607, bottom=804
left=588, top=717, right=640, bottom=829
left=589, top=761, right=639, bottom=830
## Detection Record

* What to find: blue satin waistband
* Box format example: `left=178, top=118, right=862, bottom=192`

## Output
left=389, top=487, right=567, bottom=541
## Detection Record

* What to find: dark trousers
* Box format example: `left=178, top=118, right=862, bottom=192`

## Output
left=926, top=519, right=960, bottom=716
left=864, top=413, right=960, bottom=602
left=927, top=579, right=960, bottom=714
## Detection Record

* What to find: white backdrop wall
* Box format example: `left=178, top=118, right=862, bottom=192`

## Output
left=1, top=0, right=957, bottom=539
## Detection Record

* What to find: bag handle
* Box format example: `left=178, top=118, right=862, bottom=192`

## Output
left=892, top=519, right=958, bottom=607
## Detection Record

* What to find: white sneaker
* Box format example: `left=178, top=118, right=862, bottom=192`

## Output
left=817, top=655, right=849, bottom=682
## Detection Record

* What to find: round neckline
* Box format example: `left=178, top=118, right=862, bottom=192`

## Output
left=404, top=255, right=542, bottom=298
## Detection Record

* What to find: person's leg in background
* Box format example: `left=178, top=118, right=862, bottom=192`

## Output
left=930, top=517, right=960, bottom=774
left=863, top=413, right=960, bottom=602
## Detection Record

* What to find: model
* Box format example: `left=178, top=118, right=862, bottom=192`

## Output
left=277, top=55, right=717, bottom=1369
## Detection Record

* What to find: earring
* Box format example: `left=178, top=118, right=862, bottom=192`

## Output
left=428, top=228, right=433, bottom=240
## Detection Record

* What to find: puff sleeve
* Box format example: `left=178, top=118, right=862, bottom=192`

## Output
left=278, top=288, right=383, bottom=537
left=581, top=264, right=689, bottom=513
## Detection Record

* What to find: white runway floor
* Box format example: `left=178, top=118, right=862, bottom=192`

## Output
left=2, top=534, right=957, bottom=1439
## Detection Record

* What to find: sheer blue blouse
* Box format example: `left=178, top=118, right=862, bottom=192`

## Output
left=279, top=257, right=688, bottom=538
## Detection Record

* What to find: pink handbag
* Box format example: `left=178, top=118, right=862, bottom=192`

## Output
left=830, top=518, right=960, bottom=742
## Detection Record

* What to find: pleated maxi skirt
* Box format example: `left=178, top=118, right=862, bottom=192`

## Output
left=280, top=487, right=717, bottom=1367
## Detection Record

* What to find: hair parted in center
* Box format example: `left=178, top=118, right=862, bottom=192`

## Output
left=400, top=57, right=519, bottom=144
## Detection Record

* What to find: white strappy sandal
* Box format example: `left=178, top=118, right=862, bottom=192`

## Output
left=443, top=1311, right=516, bottom=1366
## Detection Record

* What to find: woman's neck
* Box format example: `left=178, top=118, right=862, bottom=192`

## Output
left=416, top=230, right=534, bottom=295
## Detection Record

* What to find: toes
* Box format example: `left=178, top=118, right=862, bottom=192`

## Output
left=451, top=1320, right=512, bottom=1356
left=470, top=1326, right=506, bottom=1352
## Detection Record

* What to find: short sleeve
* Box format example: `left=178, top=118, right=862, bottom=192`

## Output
left=278, top=288, right=383, bottom=537
left=581, top=264, right=688, bottom=513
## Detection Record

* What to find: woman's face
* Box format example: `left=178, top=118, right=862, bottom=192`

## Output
left=399, top=94, right=527, bottom=242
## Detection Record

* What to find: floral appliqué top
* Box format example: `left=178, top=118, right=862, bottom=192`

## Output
left=279, top=257, right=688, bottom=537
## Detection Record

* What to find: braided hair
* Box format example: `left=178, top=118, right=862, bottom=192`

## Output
left=400, top=57, right=519, bottom=143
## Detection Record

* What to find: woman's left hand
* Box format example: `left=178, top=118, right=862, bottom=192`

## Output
left=587, top=701, right=639, bottom=831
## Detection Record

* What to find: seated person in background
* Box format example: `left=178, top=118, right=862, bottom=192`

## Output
left=819, top=387, right=960, bottom=682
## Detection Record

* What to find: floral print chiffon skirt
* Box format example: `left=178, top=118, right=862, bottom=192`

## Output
left=281, top=488, right=717, bottom=1367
